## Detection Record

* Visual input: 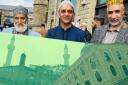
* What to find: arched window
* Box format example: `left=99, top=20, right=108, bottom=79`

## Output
left=72, top=72, right=77, bottom=80
left=104, top=51, right=111, bottom=62
left=80, top=66, right=85, bottom=75
left=95, top=71, right=102, bottom=82
left=90, top=58, right=96, bottom=69
left=68, top=78, right=71, bottom=84
left=110, top=65, right=117, bottom=76
left=122, top=65, right=128, bottom=76
left=116, top=51, right=122, bottom=60
left=77, top=82, right=80, bottom=85
left=85, top=80, right=90, bottom=85
left=63, top=83, right=66, bottom=85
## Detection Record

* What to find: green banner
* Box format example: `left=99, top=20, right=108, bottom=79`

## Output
left=0, top=33, right=84, bottom=67
left=0, top=33, right=128, bottom=85
left=0, top=33, right=85, bottom=85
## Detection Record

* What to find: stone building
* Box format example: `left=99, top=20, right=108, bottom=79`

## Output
left=46, top=0, right=57, bottom=28
left=54, top=44, right=128, bottom=85
left=75, top=0, right=97, bottom=32
left=35, top=0, right=128, bottom=31
left=32, top=0, right=48, bottom=27
left=0, top=5, right=13, bottom=26
left=46, top=0, right=62, bottom=29
left=0, top=5, right=33, bottom=27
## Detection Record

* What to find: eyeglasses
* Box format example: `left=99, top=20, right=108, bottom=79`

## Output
left=108, top=10, right=121, bottom=14
left=60, top=10, right=73, bottom=14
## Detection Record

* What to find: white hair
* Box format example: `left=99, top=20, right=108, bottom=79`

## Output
left=58, top=0, right=75, bottom=14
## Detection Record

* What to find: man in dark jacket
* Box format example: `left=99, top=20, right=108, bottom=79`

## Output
left=47, top=1, right=88, bottom=42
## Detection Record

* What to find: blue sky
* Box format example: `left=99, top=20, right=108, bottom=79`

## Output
left=0, top=0, right=34, bottom=7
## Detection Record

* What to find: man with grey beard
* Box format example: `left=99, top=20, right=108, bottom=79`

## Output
left=91, top=0, right=128, bottom=43
left=2, top=6, right=40, bottom=37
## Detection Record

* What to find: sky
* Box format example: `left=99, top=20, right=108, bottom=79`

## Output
left=0, top=0, right=34, bottom=7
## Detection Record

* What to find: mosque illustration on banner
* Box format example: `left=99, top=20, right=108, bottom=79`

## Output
left=0, top=34, right=128, bottom=85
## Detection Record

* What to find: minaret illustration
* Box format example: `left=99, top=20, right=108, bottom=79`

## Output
left=19, top=52, right=26, bottom=66
left=4, top=35, right=15, bottom=66
left=63, top=44, right=70, bottom=66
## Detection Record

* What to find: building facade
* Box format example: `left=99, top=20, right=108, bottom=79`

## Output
left=32, top=0, right=48, bottom=27
left=75, top=0, right=97, bottom=32
left=46, top=0, right=128, bottom=30
left=34, top=0, right=128, bottom=31
left=46, top=0, right=58, bottom=29
left=54, top=44, right=128, bottom=85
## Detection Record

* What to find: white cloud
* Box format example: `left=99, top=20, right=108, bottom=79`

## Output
left=0, top=0, right=34, bottom=7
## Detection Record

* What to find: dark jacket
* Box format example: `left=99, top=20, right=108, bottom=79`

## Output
left=47, top=25, right=87, bottom=42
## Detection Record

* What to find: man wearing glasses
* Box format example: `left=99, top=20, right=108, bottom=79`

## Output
left=47, top=1, right=88, bottom=42
left=91, top=0, right=128, bottom=43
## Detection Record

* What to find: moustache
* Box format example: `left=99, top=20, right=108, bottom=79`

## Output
left=109, top=19, right=119, bottom=23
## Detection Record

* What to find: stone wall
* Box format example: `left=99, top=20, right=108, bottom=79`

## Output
left=33, top=0, right=48, bottom=27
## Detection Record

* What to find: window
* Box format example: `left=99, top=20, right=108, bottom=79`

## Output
left=98, top=0, right=106, bottom=5
left=72, top=72, right=77, bottom=80
left=77, top=82, right=80, bottom=85
left=90, top=58, right=96, bottom=69
left=63, top=83, right=66, bottom=85
left=68, top=78, right=71, bottom=84
left=80, top=66, right=85, bottom=75
left=122, top=65, right=128, bottom=76
left=110, top=65, right=117, bottom=76
left=95, top=71, right=102, bottom=82
left=116, top=51, right=122, bottom=60
left=85, top=80, right=90, bottom=85
left=104, top=51, right=111, bottom=62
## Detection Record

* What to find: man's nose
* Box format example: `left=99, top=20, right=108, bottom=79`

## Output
left=111, top=12, right=117, bottom=18
left=65, top=11, right=69, bottom=15
left=17, top=18, right=22, bottom=23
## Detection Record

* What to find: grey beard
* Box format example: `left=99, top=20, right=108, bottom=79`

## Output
left=14, top=23, right=28, bottom=33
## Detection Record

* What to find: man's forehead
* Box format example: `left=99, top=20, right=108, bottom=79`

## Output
left=59, top=3, right=73, bottom=10
left=14, top=14, right=26, bottom=18
left=107, top=4, right=122, bottom=11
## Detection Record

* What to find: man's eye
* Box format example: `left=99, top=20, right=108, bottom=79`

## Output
left=21, top=17, right=25, bottom=20
left=115, top=10, right=120, bottom=13
left=108, top=11, right=113, bottom=14
left=14, top=17, right=19, bottom=19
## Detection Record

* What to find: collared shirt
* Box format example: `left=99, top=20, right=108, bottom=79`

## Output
left=102, top=31, right=118, bottom=43
left=12, top=28, right=29, bottom=35
left=2, top=27, right=41, bottom=37
left=47, top=25, right=86, bottom=42
left=102, top=23, right=121, bottom=43
left=91, top=21, right=128, bottom=43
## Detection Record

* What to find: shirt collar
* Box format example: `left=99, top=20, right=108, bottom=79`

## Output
left=59, top=24, right=73, bottom=31
left=106, top=21, right=125, bottom=32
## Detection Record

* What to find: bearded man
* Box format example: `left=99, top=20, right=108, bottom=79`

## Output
left=91, top=0, right=128, bottom=43
left=2, top=6, right=40, bottom=36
